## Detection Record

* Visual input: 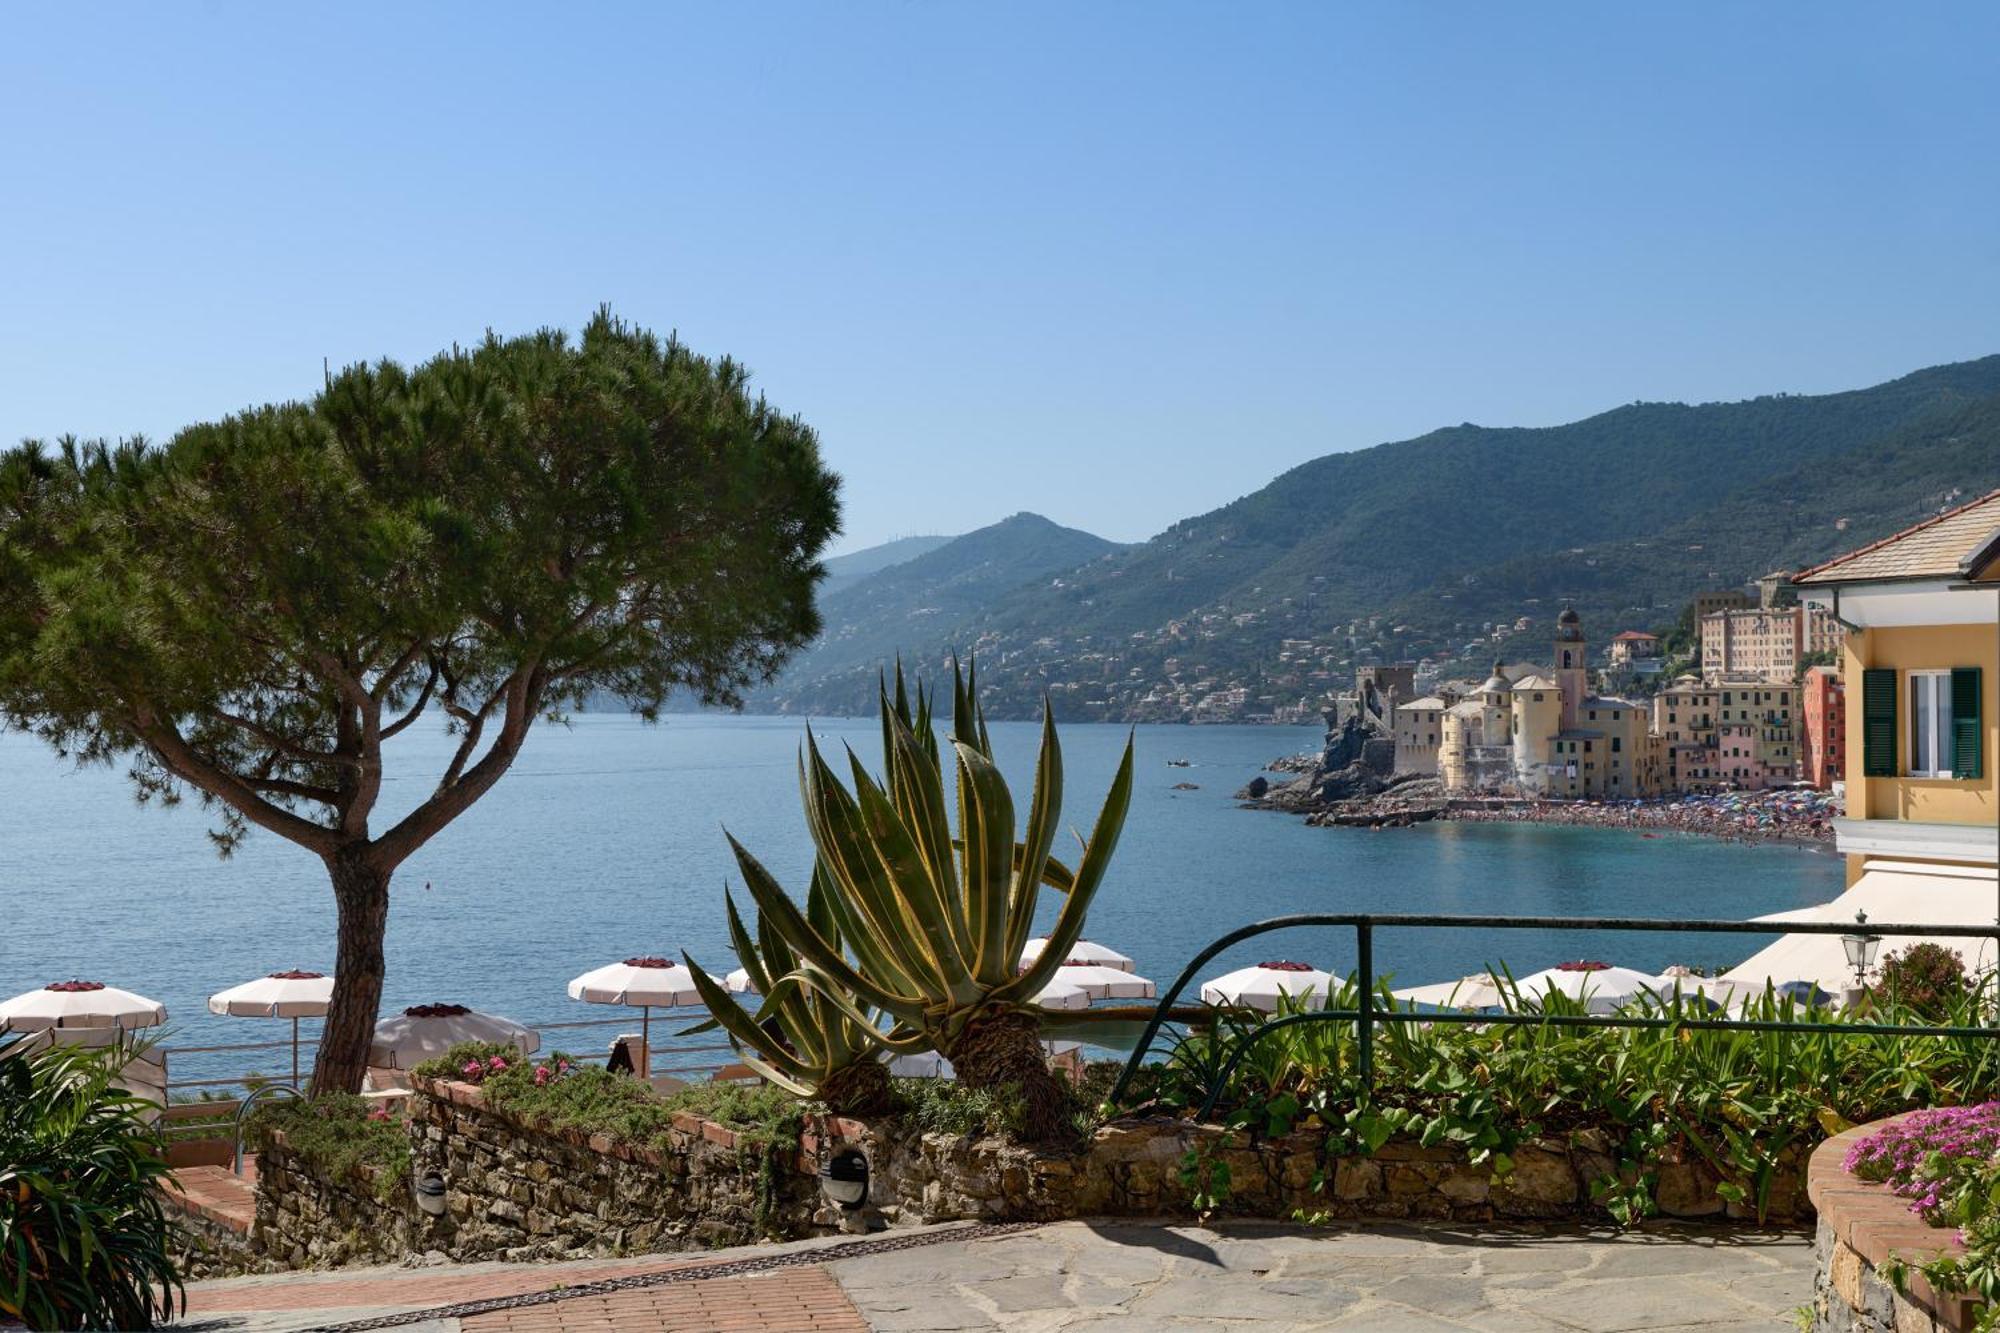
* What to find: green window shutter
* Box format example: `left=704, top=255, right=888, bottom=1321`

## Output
left=1951, top=666, right=1983, bottom=780
left=1862, top=668, right=1898, bottom=777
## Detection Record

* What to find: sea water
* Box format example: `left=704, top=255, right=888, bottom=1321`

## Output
left=0, top=715, right=1842, bottom=1084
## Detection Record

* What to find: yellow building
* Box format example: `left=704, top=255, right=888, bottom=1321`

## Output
left=1390, top=694, right=1449, bottom=776
left=1436, top=609, right=1664, bottom=798
left=1794, top=488, right=1999, bottom=889
left=1650, top=674, right=1801, bottom=790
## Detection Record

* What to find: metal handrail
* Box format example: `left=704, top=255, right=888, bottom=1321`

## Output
left=231, top=1081, right=302, bottom=1175
left=1108, top=912, right=2000, bottom=1111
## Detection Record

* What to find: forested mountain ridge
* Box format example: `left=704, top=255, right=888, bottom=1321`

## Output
left=750, top=355, right=2000, bottom=720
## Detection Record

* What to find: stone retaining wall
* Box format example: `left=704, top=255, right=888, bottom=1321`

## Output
left=253, top=1135, right=410, bottom=1269
left=406, top=1077, right=843, bottom=1262
left=237, top=1080, right=1818, bottom=1272
left=1807, top=1120, right=1979, bottom=1332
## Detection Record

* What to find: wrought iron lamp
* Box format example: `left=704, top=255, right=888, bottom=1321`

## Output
left=1840, top=909, right=1881, bottom=989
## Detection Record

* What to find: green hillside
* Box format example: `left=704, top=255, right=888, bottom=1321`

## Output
left=759, top=355, right=2000, bottom=719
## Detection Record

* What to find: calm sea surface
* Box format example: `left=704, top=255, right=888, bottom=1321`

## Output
left=0, top=715, right=1843, bottom=1083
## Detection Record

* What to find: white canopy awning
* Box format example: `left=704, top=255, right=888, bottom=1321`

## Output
left=1724, top=861, right=2000, bottom=994
left=368, top=1006, right=539, bottom=1070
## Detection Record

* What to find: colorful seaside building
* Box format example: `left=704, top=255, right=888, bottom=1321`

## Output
left=1436, top=609, right=1663, bottom=798
left=1793, top=488, right=1999, bottom=890
left=1800, top=663, right=1845, bottom=791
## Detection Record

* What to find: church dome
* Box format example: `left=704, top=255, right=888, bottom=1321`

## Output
left=1479, top=661, right=1513, bottom=694
left=1556, top=604, right=1584, bottom=641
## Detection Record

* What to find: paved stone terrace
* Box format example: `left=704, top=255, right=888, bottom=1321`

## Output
left=175, top=1218, right=1817, bottom=1332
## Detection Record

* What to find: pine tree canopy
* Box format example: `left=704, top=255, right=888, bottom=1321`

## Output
left=0, top=311, right=841, bottom=865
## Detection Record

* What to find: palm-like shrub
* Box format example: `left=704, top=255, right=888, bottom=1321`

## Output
left=0, top=1034, right=185, bottom=1330
left=689, top=666, right=1133, bottom=1138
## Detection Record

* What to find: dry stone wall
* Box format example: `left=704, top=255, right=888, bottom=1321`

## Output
left=232, top=1080, right=1815, bottom=1273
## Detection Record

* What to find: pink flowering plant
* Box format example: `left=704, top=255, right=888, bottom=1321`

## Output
left=1845, top=1104, right=2000, bottom=1223
left=1845, top=1104, right=2000, bottom=1310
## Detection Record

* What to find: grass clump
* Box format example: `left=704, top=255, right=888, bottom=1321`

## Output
left=246, top=1095, right=410, bottom=1205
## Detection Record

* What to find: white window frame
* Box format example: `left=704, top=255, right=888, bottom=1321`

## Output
left=1908, top=669, right=1955, bottom=779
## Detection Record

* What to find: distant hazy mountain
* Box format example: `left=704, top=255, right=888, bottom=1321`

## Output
left=751, top=512, right=1126, bottom=714
left=819, top=533, right=954, bottom=599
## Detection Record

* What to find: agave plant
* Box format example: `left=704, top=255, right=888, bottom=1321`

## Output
left=0, top=1034, right=186, bottom=1330
left=688, top=664, right=1133, bottom=1139
left=685, top=870, right=915, bottom=1117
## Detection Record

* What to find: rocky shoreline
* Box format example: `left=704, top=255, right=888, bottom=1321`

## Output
left=1240, top=769, right=1840, bottom=848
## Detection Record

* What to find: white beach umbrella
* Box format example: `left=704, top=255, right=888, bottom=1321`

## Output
left=367, top=1005, right=539, bottom=1071
left=1199, top=961, right=1336, bottom=1012
left=1390, top=973, right=1507, bottom=1010
left=567, top=956, right=718, bottom=1071
left=724, top=967, right=759, bottom=995
left=886, top=1050, right=954, bottom=1079
left=1020, top=937, right=1137, bottom=972
left=1649, top=975, right=1765, bottom=1012
left=208, top=970, right=334, bottom=1088
left=1510, top=965, right=1664, bottom=1014
left=0, top=981, right=167, bottom=1032
left=1032, top=977, right=1096, bottom=1010
left=1044, top=962, right=1156, bottom=1002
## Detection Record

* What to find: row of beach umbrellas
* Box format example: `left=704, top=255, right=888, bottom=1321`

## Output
left=18, top=940, right=1794, bottom=1090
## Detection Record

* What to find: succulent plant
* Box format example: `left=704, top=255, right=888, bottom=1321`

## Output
left=688, top=663, right=1132, bottom=1137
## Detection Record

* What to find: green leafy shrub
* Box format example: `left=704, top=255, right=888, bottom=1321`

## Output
left=1131, top=979, right=2000, bottom=1223
left=0, top=1035, right=185, bottom=1330
left=246, top=1094, right=412, bottom=1204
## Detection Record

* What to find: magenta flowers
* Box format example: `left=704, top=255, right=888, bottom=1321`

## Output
left=1844, top=1103, right=2000, bottom=1223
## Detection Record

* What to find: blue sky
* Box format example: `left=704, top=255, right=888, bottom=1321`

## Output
left=4, top=5, right=1997, bottom=554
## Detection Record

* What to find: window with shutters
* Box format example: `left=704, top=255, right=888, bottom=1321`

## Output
left=1951, top=667, right=1984, bottom=780
left=1909, top=671, right=1953, bottom=779
left=1862, top=668, right=1897, bottom=776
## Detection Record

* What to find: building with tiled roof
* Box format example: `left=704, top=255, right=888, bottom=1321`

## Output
left=1789, top=489, right=1997, bottom=890
left=1796, top=488, right=2000, bottom=587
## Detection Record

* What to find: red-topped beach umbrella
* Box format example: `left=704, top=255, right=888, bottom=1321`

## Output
left=0, top=980, right=167, bottom=1032
left=566, top=956, right=718, bottom=1077
left=208, top=970, right=334, bottom=1087
left=1199, top=961, right=1335, bottom=1012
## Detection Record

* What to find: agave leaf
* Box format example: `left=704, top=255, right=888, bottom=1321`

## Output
left=881, top=702, right=964, bottom=946
left=734, top=1051, right=821, bottom=1100
left=725, top=892, right=774, bottom=998
left=994, top=731, right=1134, bottom=1003
left=772, top=969, right=930, bottom=1054
left=953, top=739, right=1017, bottom=984
left=724, top=831, right=925, bottom=1021
left=847, top=744, right=972, bottom=983
left=800, top=735, right=939, bottom=991
left=679, top=957, right=818, bottom=1083
left=1006, top=703, right=1064, bottom=964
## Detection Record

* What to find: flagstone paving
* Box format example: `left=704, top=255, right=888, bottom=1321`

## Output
left=174, top=1218, right=1817, bottom=1332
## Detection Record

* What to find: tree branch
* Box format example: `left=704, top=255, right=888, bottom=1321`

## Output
left=213, top=709, right=363, bottom=769
left=379, top=663, right=439, bottom=740
left=372, top=665, right=545, bottom=869
left=131, top=707, right=342, bottom=856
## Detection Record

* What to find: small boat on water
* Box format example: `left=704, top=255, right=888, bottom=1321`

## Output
left=1166, top=758, right=1191, bottom=768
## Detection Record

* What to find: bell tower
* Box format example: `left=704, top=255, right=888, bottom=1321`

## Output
left=1554, top=604, right=1586, bottom=730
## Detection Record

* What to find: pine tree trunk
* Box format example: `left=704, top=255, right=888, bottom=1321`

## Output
left=311, top=851, right=392, bottom=1097
left=945, top=1009, right=1070, bottom=1142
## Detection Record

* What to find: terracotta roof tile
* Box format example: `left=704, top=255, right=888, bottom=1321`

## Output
left=1795, top=488, right=2000, bottom=584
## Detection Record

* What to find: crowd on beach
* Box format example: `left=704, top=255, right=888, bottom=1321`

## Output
left=1446, top=788, right=1841, bottom=846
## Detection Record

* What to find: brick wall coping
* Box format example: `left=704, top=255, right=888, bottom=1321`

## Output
left=1807, top=1113, right=1980, bottom=1328
left=409, top=1076, right=868, bottom=1173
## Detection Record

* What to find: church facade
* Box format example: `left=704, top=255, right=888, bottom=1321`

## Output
left=1434, top=608, right=1664, bottom=798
